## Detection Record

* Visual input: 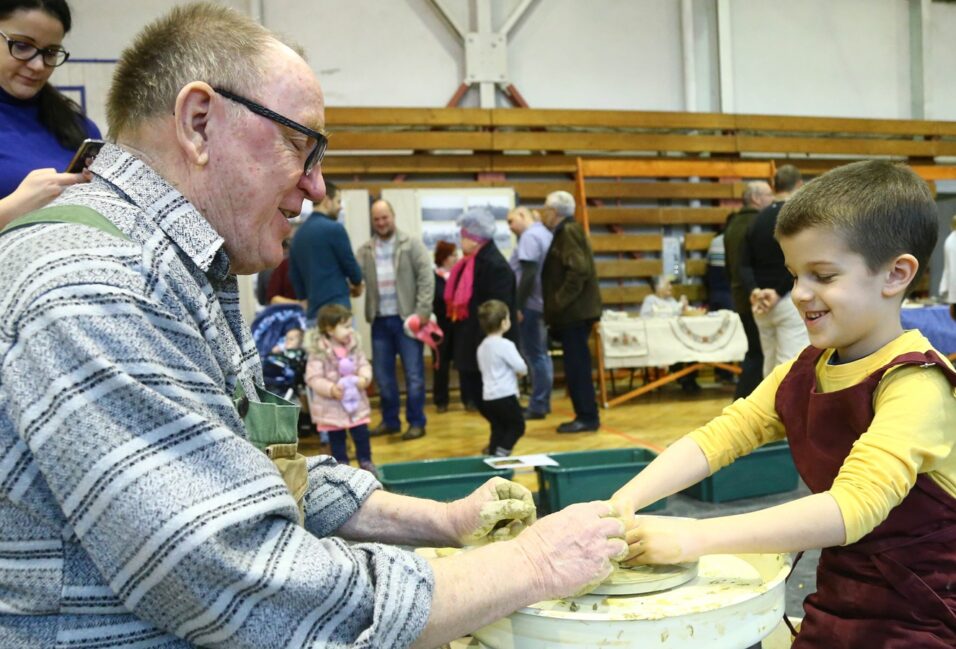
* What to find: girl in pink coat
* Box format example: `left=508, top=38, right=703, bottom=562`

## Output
left=306, top=304, right=376, bottom=474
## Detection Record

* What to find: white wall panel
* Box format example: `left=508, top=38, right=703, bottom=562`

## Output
left=729, top=0, right=910, bottom=118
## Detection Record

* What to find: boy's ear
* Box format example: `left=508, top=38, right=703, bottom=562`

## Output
left=882, top=253, right=919, bottom=298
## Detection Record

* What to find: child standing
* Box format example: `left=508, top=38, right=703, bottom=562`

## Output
left=612, top=160, right=956, bottom=647
left=476, top=299, right=527, bottom=457
left=305, top=304, right=377, bottom=474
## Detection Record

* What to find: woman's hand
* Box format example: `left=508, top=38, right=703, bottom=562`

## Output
left=0, top=168, right=88, bottom=227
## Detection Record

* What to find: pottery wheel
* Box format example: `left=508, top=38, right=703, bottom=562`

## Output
left=591, top=560, right=698, bottom=595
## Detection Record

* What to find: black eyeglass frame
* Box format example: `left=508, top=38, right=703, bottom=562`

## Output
left=213, top=86, right=327, bottom=176
left=0, top=30, right=69, bottom=67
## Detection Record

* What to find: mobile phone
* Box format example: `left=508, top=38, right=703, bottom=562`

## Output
left=66, top=138, right=105, bottom=173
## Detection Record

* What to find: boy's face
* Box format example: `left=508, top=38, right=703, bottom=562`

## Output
left=780, top=228, right=903, bottom=363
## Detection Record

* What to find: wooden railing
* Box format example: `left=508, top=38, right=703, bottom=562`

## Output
left=323, top=107, right=952, bottom=309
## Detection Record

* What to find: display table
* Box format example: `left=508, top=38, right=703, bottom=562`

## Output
left=900, top=304, right=956, bottom=357
left=596, top=310, right=747, bottom=408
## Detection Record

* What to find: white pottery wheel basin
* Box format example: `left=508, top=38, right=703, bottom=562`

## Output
left=471, top=553, right=791, bottom=649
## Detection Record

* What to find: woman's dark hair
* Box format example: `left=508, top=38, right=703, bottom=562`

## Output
left=1, top=0, right=88, bottom=149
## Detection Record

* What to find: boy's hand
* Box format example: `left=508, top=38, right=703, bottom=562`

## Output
left=622, top=516, right=703, bottom=565
left=447, top=477, right=537, bottom=544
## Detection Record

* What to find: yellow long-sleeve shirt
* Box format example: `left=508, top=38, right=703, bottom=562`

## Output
left=689, top=330, right=956, bottom=544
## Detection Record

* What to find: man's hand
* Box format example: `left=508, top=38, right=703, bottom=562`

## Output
left=622, top=515, right=703, bottom=566
left=349, top=282, right=364, bottom=298
left=447, top=477, right=536, bottom=545
left=750, top=288, right=780, bottom=315
left=513, top=501, right=628, bottom=599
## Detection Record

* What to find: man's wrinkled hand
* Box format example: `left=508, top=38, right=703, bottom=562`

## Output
left=448, top=477, right=537, bottom=545
left=513, top=501, right=628, bottom=600
left=622, top=515, right=702, bottom=566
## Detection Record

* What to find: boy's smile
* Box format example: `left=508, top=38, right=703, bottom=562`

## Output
left=780, top=228, right=905, bottom=363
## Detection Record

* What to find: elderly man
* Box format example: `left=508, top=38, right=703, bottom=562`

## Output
left=723, top=180, right=774, bottom=398
left=540, top=191, right=602, bottom=433
left=0, top=5, right=627, bottom=648
left=507, top=206, right=554, bottom=419
left=740, top=165, right=809, bottom=376
left=356, top=198, right=433, bottom=440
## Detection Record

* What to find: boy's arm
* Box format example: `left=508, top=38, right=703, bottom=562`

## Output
left=610, top=435, right=711, bottom=517
left=624, top=493, right=845, bottom=565
left=506, top=341, right=528, bottom=376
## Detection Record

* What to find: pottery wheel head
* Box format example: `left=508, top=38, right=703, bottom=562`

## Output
left=591, top=561, right=699, bottom=596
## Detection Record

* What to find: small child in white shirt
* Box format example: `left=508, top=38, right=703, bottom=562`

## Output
left=476, top=299, right=528, bottom=456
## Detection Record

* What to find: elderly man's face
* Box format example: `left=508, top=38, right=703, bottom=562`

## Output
left=371, top=200, right=396, bottom=239
left=208, top=42, right=326, bottom=274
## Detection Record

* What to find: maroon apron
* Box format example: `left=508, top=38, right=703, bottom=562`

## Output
left=776, top=346, right=956, bottom=648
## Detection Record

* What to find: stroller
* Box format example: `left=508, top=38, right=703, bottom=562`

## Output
left=250, top=303, right=308, bottom=400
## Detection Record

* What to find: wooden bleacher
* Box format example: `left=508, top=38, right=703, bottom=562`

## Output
left=323, top=106, right=956, bottom=401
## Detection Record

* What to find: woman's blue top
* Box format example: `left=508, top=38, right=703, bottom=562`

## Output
left=0, top=85, right=101, bottom=198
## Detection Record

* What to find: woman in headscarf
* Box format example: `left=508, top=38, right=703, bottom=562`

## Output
left=444, top=207, right=518, bottom=411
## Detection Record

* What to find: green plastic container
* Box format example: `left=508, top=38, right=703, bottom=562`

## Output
left=682, top=441, right=799, bottom=502
left=378, top=456, right=515, bottom=501
left=536, top=448, right=664, bottom=515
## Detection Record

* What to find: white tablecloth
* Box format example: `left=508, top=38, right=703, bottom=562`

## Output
left=599, top=310, right=747, bottom=369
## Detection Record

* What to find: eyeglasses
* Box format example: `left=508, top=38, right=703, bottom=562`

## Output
left=213, top=87, right=327, bottom=176
left=0, top=30, right=69, bottom=67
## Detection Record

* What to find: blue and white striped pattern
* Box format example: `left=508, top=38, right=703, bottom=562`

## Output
left=0, top=145, right=433, bottom=648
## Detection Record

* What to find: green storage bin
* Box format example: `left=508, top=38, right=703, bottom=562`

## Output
left=378, top=456, right=514, bottom=501
left=536, top=448, right=664, bottom=515
left=682, top=441, right=799, bottom=502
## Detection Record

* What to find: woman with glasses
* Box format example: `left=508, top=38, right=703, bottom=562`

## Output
left=0, top=0, right=100, bottom=225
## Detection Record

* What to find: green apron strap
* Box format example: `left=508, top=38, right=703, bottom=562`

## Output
left=1, top=205, right=131, bottom=241
left=232, top=382, right=300, bottom=450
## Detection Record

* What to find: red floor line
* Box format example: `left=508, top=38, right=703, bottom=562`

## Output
left=552, top=409, right=667, bottom=453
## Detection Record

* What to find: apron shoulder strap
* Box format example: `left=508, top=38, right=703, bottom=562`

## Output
left=1, top=205, right=130, bottom=241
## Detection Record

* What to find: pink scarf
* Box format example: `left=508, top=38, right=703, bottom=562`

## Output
left=444, top=248, right=482, bottom=321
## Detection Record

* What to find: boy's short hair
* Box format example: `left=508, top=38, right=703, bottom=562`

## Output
left=317, top=303, right=351, bottom=332
left=776, top=160, right=938, bottom=288
left=478, top=299, right=509, bottom=334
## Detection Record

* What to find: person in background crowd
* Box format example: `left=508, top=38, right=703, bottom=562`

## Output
left=356, top=198, right=433, bottom=440
left=0, top=4, right=629, bottom=648
left=476, top=299, right=527, bottom=457
left=432, top=239, right=458, bottom=413
left=305, top=303, right=377, bottom=475
left=740, top=165, right=809, bottom=376
left=507, top=205, right=554, bottom=420
left=0, top=0, right=100, bottom=225
left=724, top=180, right=774, bottom=398
left=446, top=207, right=519, bottom=419
left=540, top=190, right=602, bottom=433
left=941, top=213, right=956, bottom=321
left=640, top=274, right=702, bottom=394
left=289, top=180, right=363, bottom=323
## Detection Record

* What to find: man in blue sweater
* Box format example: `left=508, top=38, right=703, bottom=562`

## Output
left=289, top=181, right=363, bottom=323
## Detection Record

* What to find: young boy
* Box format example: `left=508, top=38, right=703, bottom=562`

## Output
left=611, top=160, right=956, bottom=647
left=476, top=299, right=528, bottom=456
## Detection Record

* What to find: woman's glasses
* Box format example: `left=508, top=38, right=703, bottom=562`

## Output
left=0, top=31, right=69, bottom=67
